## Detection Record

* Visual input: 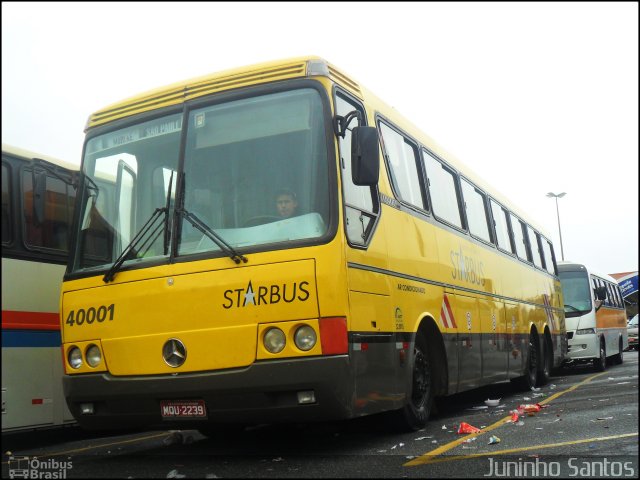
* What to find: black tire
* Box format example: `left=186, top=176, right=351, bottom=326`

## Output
left=391, top=332, right=433, bottom=431
left=593, top=339, right=607, bottom=372
left=511, top=332, right=538, bottom=391
left=536, top=334, right=552, bottom=386
left=612, top=338, right=623, bottom=365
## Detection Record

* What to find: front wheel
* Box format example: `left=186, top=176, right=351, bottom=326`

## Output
left=593, top=339, right=607, bottom=372
left=390, top=332, right=433, bottom=431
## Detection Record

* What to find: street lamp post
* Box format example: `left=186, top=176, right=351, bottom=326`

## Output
left=546, top=192, right=566, bottom=261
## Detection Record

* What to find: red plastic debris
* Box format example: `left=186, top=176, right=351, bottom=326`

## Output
left=457, top=422, right=481, bottom=434
left=519, top=403, right=542, bottom=413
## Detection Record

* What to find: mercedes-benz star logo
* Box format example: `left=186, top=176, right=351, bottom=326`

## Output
left=162, top=338, right=187, bottom=368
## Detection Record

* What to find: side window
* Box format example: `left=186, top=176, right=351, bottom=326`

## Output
left=460, top=178, right=491, bottom=243
left=335, top=91, right=379, bottom=247
left=592, top=276, right=601, bottom=303
left=606, top=283, right=614, bottom=307
left=423, top=152, right=463, bottom=229
left=378, top=122, right=425, bottom=210
left=610, top=284, right=619, bottom=307
left=541, top=238, right=557, bottom=275
left=490, top=199, right=513, bottom=253
left=615, top=285, right=624, bottom=308
left=527, top=225, right=543, bottom=268
left=1, top=162, right=11, bottom=245
left=510, top=213, right=528, bottom=260
left=22, top=168, right=76, bottom=252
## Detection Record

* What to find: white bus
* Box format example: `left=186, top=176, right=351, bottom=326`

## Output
left=558, top=261, right=628, bottom=371
left=1, top=144, right=78, bottom=432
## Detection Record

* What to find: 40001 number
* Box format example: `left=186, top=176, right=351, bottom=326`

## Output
left=66, top=304, right=115, bottom=326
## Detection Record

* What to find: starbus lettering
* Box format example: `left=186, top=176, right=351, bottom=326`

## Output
left=450, top=246, right=485, bottom=286
left=222, top=280, right=310, bottom=309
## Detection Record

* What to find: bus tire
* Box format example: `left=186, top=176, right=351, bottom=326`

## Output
left=393, top=331, right=433, bottom=431
left=511, top=331, right=538, bottom=391
left=536, top=333, right=552, bottom=386
left=613, top=337, right=623, bottom=365
left=593, top=339, right=607, bottom=372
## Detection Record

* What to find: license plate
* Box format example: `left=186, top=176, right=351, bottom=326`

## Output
left=160, top=400, right=207, bottom=419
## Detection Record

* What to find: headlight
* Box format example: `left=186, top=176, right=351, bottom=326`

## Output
left=575, top=328, right=595, bottom=335
left=85, top=344, right=102, bottom=367
left=294, top=325, right=317, bottom=351
left=68, top=347, right=83, bottom=369
left=264, top=328, right=286, bottom=353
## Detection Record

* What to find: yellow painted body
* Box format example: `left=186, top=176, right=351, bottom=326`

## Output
left=62, top=56, right=565, bottom=404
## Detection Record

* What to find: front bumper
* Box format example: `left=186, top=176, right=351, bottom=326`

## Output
left=565, top=332, right=599, bottom=362
left=63, top=355, right=353, bottom=431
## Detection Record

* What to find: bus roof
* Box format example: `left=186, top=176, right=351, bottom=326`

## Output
left=558, top=261, right=618, bottom=283
left=2, top=143, right=78, bottom=172
left=85, top=55, right=551, bottom=237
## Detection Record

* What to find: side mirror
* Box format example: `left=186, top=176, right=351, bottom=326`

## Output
left=351, top=126, right=379, bottom=186
left=595, top=286, right=607, bottom=301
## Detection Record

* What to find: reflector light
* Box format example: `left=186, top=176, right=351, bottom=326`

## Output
left=318, top=317, right=348, bottom=355
left=80, top=403, right=94, bottom=415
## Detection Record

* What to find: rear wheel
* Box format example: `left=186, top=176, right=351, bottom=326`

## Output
left=593, top=339, right=607, bottom=372
left=612, top=338, right=623, bottom=365
left=536, top=334, right=552, bottom=386
left=511, top=331, right=538, bottom=391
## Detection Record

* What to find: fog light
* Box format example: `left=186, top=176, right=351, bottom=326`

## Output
left=264, top=328, right=286, bottom=354
left=297, top=390, right=316, bottom=404
left=294, top=325, right=317, bottom=351
left=80, top=403, right=94, bottom=414
left=68, top=347, right=83, bottom=369
left=86, top=344, right=102, bottom=367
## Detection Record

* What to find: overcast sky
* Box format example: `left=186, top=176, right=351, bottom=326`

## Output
left=2, top=2, right=638, bottom=275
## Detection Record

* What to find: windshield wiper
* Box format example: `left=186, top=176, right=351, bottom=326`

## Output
left=163, top=171, right=175, bottom=256
left=103, top=207, right=167, bottom=283
left=564, top=304, right=581, bottom=312
left=179, top=208, right=247, bottom=264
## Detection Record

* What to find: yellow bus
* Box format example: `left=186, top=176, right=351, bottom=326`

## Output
left=60, top=56, right=566, bottom=432
left=558, top=261, right=627, bottom=371
left=2, top=144, right=77, bottom=432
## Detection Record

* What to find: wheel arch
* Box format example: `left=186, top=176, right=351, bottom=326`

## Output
left=416, top=314, right=448, bottom=397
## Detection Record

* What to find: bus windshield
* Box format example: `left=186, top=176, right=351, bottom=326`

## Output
left=558, top=269, right=592, bottom=316
left=70, top=87, right=331, bottom=275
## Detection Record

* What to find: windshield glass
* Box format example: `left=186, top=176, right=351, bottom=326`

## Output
left=178, top=88, right=330, bottom=255
left=558, top=270, right=592, bottom=315
left=69, top=88, right=331, bottom=275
